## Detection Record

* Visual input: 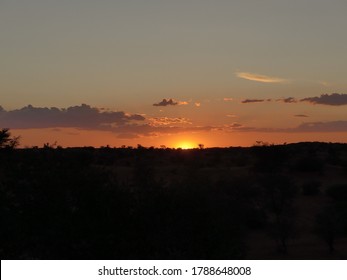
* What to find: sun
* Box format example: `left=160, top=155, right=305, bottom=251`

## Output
left=176, top=141, right=196, bottom=150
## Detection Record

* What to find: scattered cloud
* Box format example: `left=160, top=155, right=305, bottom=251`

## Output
left=113, top=124, right=214, bottom=138
left=300, top=93, right=347, bottom=106
left=241, top=99, right=266, bottom=104
left=294, top=114, right=309, bottom=118
left=236, top=72, right=287, bottom=83
left=240, top=93, right=347, bottom=106
left=153, top=98, right=188, bottom=106
left=149, top=117, right=192, bottom=126
left=224, top=120, right=347, bottom=133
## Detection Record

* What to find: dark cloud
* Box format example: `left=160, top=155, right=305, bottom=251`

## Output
left=294, top=114, right=309, bottom=118
left=231, top=121, right=345, bottom=133
left=0, top=104, right=216, bottom=139
left=0, top=104, right=145, bottom=129
left=300, top=93, right=347, bottom=106
left=241, top=99, right=266, bottom=104
left=227, top=123, right=243, bottom=128
left=226, top=120, right=347, bottom=133
left=153, top=98, right=178, bottom=106
left=277, top=97, right=298, bottom=103
left=292, top=121, right=347, bottom=132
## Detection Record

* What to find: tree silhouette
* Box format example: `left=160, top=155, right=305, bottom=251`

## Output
left=260, top=174, right=298, bottom=254
left=0, top=128, right=20, bottom=148
left=314, top=207, right=342, bottom=253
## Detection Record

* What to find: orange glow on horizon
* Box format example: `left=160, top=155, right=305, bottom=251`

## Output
left=175, top=141, right=197, bottom=149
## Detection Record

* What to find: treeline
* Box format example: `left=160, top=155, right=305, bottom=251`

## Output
left=1, top=142, right=347, bottom=259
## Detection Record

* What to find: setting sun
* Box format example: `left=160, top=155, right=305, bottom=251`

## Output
left=175, top=142, right=196, bottom=149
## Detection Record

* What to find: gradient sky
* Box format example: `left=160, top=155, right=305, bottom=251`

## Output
left=1, top=0, right=347, bottom=147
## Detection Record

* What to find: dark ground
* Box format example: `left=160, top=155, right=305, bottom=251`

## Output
left=1, top=142, right=347, bottom=259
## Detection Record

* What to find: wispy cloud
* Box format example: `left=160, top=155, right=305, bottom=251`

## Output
left=223, top=98, right=233, bottom=102
left=239, top=93, right=347, bottom=106
left=236, top=72, right=287, bottom=83
left=294, top=114, right=309, bottom=118
left=241, top=99, right=266, bottom=103
left=300, top=93, right=347, bottom=106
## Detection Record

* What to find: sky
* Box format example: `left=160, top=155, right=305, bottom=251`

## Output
left=1, top=0, right=347, bottom=148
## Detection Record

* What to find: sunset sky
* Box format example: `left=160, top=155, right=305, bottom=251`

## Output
left=1, top=0, right=347, bottom=148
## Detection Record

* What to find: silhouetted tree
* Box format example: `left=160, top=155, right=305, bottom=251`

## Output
left=0, top=128, right=20, bottom=148
left=260, top=175, right=298, bottom=254
left=314, top=207, right=342, bottom=253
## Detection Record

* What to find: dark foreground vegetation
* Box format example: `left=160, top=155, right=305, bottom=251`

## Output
left=1, top=140, right=347, bottom=259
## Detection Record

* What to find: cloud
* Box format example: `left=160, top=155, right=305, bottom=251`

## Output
left=153, top=98, right=178, bottom=106
left=0, top=104, right=145, bottom=130
left=292, top=121, right=347, bottom=132
left=277, top=97, right=298, bottom=103
left=178, top=101, right=189, bottom=105
left=224, top=120, right=347, bottom=133
left=241, top=99, right=266, bottom=103
left=0, top=104, right=216, bottom=139
left=148, top=117, right=192, bottom=126
left=226, top=123, right=243, bottom=128
left=300, top=93, right=347, bottom=106
left=239, top=93, right=347, bottom=106
left=294, top=114, right=309, bottom=118
left=112, top=124, right=213, bottom=138
left=194, top=102, right=201, bottom=107
left=236, top=72, right=287, bottom=83
left=153, top=98, right=189, bottom=106
left=223, top=98, right=233, bottom=102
